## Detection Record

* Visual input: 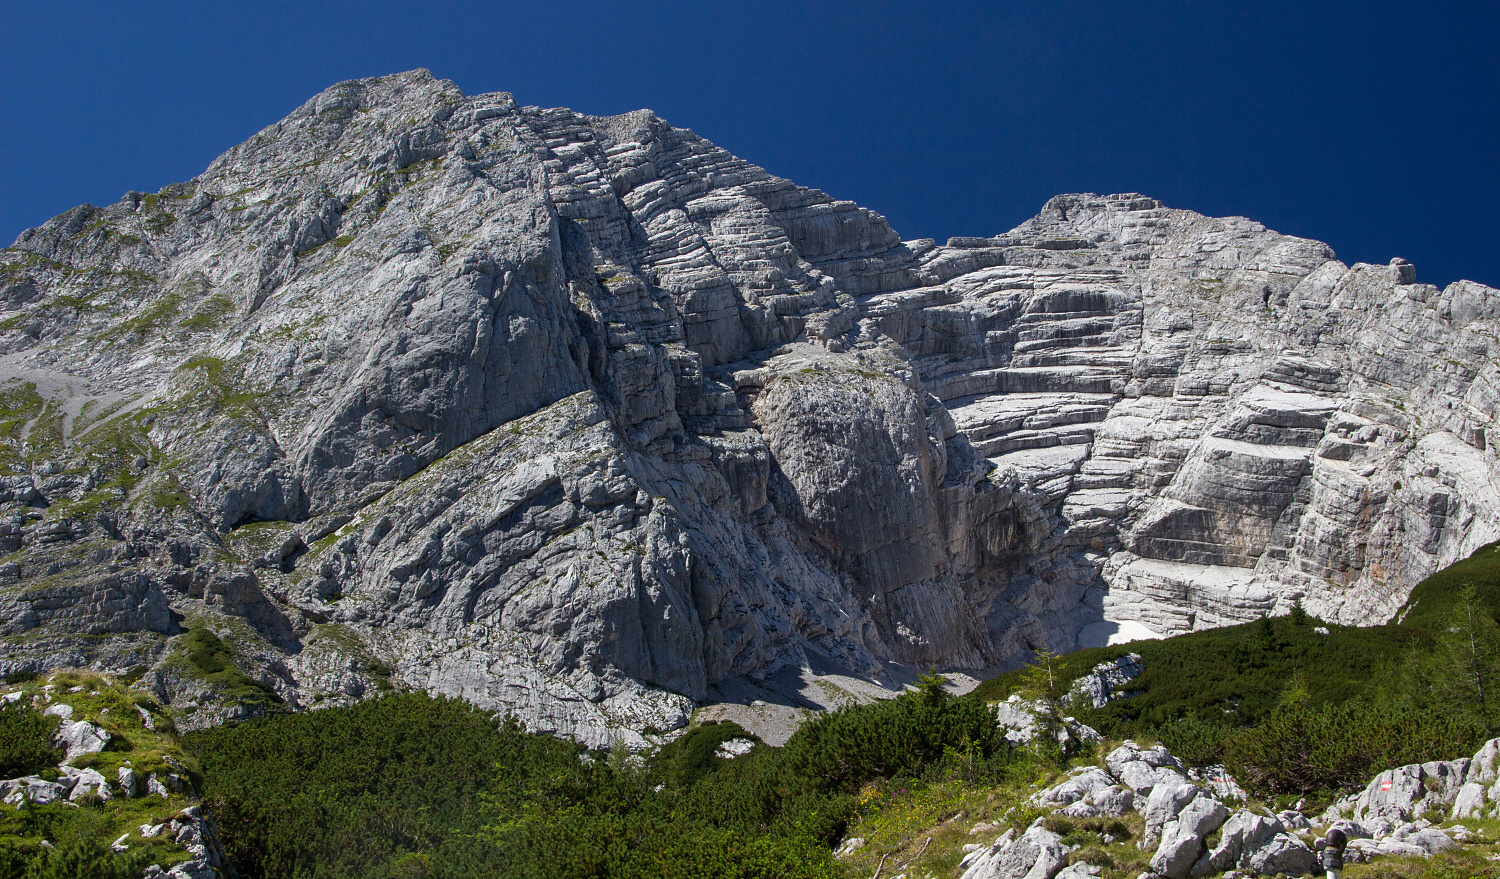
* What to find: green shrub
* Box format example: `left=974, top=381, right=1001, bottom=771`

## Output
left=1224, top=699, right=1488, bottom=797
left=0, top=702, right=61, bottom=778
left=174, top=627, right=281, bottom=707
left=187, top=679, right=1015, bottom=878
left=653, top=720, right=757, bottom=790
left=0, top=817, right=152, bottom=879
left=773, top=673, right=1011, bottom=795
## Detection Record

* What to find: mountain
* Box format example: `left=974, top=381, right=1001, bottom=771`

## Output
left=0, top=69, right=1496, bottom=745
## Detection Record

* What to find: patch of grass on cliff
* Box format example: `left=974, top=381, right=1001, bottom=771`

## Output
left=109, top=292, right=182, bottom=341
left=169, top=628, right=281, bottom=709
left=171, top=354, right=275, bottom=421
left=179, top=294, right=235, bottom=331
left=0, top=671, right=204, bottom=874
left=1397, top=540, right=1500, bottom=630
left=136, top=475, right=193, bottom=513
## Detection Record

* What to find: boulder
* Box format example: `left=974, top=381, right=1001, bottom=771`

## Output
left=1140, top=782, right=1200, bottom=850
left=53, top=720, right=109, bottom=763
left=995, top=697, right=1102, bottom=754
left=1347, top=837, right=1428, bottom=860
left=1059, top=786, right=1138, bottom=819
left=1149, top=794, right=1227, bottom=878
left=1190, top=810, right=1281, bottom=876
left=1187, top=765, right=1246, bottom=801
left=1324, top=759, right=1468, bottom=825
left=1467, top=738, right=1500, bottom=786
left=0, top=777, right=67, bottom=806
left=117, top=766, right=140, bottom=799
left=146, top=773, right=170, bottom=798
left=1036, top=767, right=1117, bottom=807
left=1240, top=832, right=1315, bottom=875
left=960, top=825, right=1069, bottom=879
left=1406, top=828, right=1458, bottom=855
left=64, top=767, right=111, bottom=802
left=1450, top=781, right=1487, bottom=819
left=833, top=836, right=864, bottom=859
left=1109, top=742, right=1188, bottom=796
left=1066, top=654, right=1143, bottom=708
left=169, top=806, right=226, bottom=870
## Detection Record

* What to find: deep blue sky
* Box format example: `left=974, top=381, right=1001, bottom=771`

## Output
left=3, top=2, right=1498, bottom=287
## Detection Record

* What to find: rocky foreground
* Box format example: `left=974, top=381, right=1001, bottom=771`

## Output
left=1, top=68, right=1498, bottom=742
left=951, top=732, right=1500, bottom=879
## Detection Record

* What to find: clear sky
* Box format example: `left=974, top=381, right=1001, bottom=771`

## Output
left=3, top=1, right=1498, bottom=288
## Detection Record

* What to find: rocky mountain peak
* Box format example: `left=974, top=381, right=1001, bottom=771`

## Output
left=0, top=70, right=1496, bottom=745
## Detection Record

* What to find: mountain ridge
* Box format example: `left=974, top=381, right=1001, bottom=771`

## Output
left=0, top=68, right=1497, bottom=745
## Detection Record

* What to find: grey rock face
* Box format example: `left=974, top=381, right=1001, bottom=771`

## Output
left=1148, top=790, right=1227, bottom=878
left=1066, top=652, right=1142, bottom=708
left=1190, top=810, right=1282, bottom=876
left=2, top=69, right=1499, bottom=740
left=959, top=825, right=1069, bottom=879
left=54, top=719, right=110, bottom=763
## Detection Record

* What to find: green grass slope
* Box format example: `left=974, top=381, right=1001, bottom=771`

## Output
left=973, top=540, right=1500, bottom=798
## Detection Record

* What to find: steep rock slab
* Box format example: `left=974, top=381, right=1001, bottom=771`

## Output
left=0, top=69, right=1498, bottom=737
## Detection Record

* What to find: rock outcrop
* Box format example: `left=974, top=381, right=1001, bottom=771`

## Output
left=959, top=825, right=1068, bottom=879
left=980, top=737, right=1314, bottom=879
left=1, top=69, right=1498, bottom=741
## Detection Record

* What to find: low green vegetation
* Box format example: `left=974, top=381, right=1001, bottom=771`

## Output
left=0, top=702, right=60, bottom=778
left=185, top=674, right=1020, bottom=879
left=171, top=354, right=272, bottom=420
left=0, top=672, right=201, bottom=874
left=179, top=294, right=235, bottom=332
left=168, top=627, right=282, bottom=710
left=975, top=541, right=1500, bottom=801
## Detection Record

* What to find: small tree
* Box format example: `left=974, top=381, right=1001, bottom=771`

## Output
left=1289, top=599, right=1309, bottom=627
left=1019, top=645, right=1068, bottom=752
left=1256, top=615, right=1276, bottom=650
left=1436, top=584, right=1500, bottom=726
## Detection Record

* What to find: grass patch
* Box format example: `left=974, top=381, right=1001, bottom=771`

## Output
left=169, top=628, right=281, bottom=709
left=0, top=671, right=203, bottom=873
left=179, top=294, right=235, bottom=332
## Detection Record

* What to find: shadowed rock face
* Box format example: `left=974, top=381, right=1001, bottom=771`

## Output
left=0, top=69, right=1497, bottom=744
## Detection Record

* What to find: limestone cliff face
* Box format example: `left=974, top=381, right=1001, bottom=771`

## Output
left=0, top=70, right=1496, bottom=744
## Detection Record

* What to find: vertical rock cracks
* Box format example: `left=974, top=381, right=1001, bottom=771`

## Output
left=0, top=70, right=1495, bottom=743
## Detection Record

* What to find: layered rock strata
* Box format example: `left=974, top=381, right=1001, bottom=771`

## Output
left=0, top=69, right=1497, bottom=742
